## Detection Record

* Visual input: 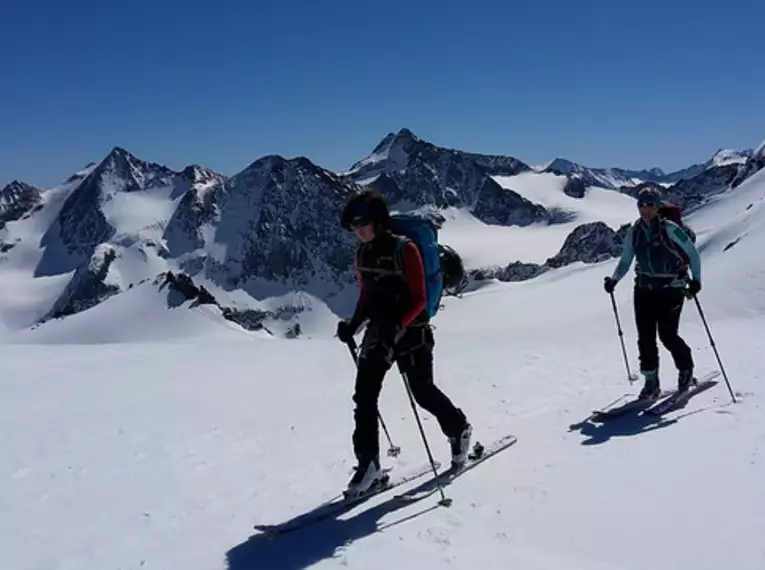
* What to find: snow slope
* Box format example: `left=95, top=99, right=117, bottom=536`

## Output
left=680, top=167, right=765, bottom=317
left=436, top=172, right=637, bottom=267
left=1, top=280, right=266, bottom=345
left=1, top=163, right=764, bottom=570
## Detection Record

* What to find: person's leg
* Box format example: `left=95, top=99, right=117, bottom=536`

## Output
left=656, top=287, right=694, bottom=390
left=634, top=287, right=661, bottom=397
left=347, top=328, right=390, bottom=494
left=396, top=326, right=471, bottom=464
left=351, top=356, right=386, bottom=466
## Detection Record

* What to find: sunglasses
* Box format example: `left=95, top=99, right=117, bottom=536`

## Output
left=350, top=216, right=372, bottom=228
left=638, top=201, right=658, bottom=208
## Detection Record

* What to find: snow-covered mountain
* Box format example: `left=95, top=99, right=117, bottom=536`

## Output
left=0, top=147, right=361, bottom=333
left=1, top=130, right=763, bottom=338
left=165, top=154, right=359, bottom=296
left=538, top=146, right=756, bottom=190
left=618, top=147, right=765, bottom=213
left=0, top=180, right=42, bottom=229
left=343, top=128, right=551, bottom=227
left=709, top=147, right=753, bottom=167
left=347, top=128, right=531, bottom=182
left=538, top=158, right=667, bottom=189
left=27, top=148, right=233, bottom=324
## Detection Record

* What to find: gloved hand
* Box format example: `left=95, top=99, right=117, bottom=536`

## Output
left=336, top=319, right=356, bottom=343
left=603, top=276, right=616, bottom=294
left=686, top=279, right=701, bottom=298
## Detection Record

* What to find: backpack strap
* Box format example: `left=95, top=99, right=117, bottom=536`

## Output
left=659, top=219, right=689, bottom=270
left=391, top=234, right=409, bottom=276
left=356, top=240, right=404, bottom=278
left=631, top=219, right=641, bottom=247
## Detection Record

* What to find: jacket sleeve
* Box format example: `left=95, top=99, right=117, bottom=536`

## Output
left=399, top=241, right=427, bottom=327
left=666, top=222, right=702, bottom=283
left=611, top=225, right=635, bottom=283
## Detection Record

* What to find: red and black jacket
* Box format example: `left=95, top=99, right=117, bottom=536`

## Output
left=349, top=231, right=427, bottom=331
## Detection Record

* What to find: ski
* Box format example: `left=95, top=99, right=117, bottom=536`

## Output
left=644, top=371, right=721, bottom=416
left=253, top=460, right=439, bottom=536
left=393, top=434, right=518, bottom=503
left=591, top=390, right=675, bottom=421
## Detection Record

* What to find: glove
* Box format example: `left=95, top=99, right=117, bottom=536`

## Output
left=686, top=279, right=701, bottom=298
left=603, top=277, right=616, bottom=294
left=336, top=319, right=356, bottom=343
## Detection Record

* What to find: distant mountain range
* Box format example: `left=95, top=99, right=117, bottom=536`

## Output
left=1, top=129, right=763, bottom=334
left=535, top=147, right=754, bottom=189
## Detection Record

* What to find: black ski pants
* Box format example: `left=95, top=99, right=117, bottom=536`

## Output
left=634, top=286, right=693, bottom=374
left=352, top=322, right=467, bottom=465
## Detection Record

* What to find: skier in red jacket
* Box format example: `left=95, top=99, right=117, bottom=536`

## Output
left=338, top=190, right=472, bottom=498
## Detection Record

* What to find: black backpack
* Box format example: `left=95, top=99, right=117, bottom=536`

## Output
left=438, top=244, right=467, bottom=296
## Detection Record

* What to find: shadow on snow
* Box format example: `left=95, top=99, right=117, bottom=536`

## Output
left=569, top=401, right=719, bottom=446
left=226, top=491, right=443, bottom=570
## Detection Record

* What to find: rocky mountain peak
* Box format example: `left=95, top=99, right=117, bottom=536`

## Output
left=164, top=153, right=359, bottom=299
left=344, top=129, right=541, bottom=226
left=46, top=147, right=201, bottom=275
left=2, top=180, right=41, bottom=201
left=646, top=167, right=666, bottom=178
left=0, top=180, right=43, bottom=228
left=542, top=158, right=579, bottom=175
left=180, top=164, right=226, bottom=186
left=545, top=221, right=623, bottom=268
left=371, top=127, right=419, bottom=156
left=91, top=146, right=175, bottom=193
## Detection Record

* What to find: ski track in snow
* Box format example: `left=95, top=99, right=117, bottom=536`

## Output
left=1, top=166, right=765, bottom=569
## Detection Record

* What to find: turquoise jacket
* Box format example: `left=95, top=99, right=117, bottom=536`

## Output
left=611, top=218, right=701, bottom=289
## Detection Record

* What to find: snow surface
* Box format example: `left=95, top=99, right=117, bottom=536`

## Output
left=1, top=164, right=765, bottom=570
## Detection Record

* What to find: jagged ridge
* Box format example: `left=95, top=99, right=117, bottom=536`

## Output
left=346, top=128, right=551, bottom=227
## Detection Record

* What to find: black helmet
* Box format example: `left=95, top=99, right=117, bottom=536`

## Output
left=341, top=190, right=391, bottom=231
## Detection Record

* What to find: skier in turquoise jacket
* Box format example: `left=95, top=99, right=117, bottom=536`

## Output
left=604, top=188, right=702, bottom=398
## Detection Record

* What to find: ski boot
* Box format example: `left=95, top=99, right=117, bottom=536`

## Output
left=449, top=423, right=473, bottom=468
left=677, top=369, right=695, bottom=393
left=638, top=371, right=661, bottom=400
left=344, top=457, right=387, bottom=499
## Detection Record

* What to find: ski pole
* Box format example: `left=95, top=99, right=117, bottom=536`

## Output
left=692, top=295, right=736, bottom=403
left=346, top=339, right=402, bottom=457
left=399, top=369, right=452, bottom=507
left=609, top=290, right=638, bottom=383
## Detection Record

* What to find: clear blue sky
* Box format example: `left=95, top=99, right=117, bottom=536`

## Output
left=2, top=0, right=763, bottom=188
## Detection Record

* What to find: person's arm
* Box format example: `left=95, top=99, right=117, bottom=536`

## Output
left=666, top=222, right=701, bottom=283
left=611, top=225, right=636, bottom=283
left=399, top=242, right=427, bottom=327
